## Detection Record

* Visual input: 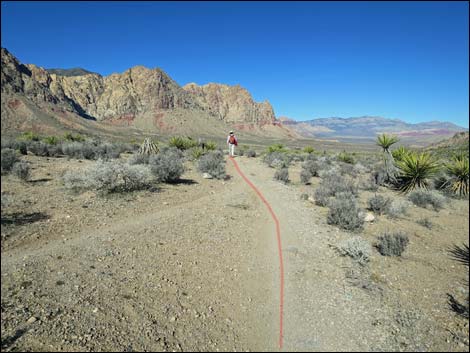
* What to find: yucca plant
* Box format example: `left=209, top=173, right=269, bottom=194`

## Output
left=392, top=146, right=411, bottom=162
left=376, top=133, right=399, bottom=184
left=267, top=143, right=287, bottom=153
left=395, top=151, right=440, bottom=193
left=204, top=141, right=217, bottom=151
left=303, top=146, right=315, bottom=154
left=443, top=153, right=469, bottom=196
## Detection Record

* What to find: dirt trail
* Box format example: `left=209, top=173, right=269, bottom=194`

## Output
left=2, top=154, right=468, bottom=351
left=230, top=157, right=394, bottom=351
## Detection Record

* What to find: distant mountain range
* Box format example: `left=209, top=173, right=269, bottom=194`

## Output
left=46, top=67, right=98, bottom=77
left=279, top=116, right=468, bottom=145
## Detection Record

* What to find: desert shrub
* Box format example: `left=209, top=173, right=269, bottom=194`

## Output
left=303, top=146, right=315, bottom=154
left=1, top=148, right=20, bottom=174
left=21, top=131, right=40, bottom=141
left=204, top=141, right=217, bottom=151
left=372, top=165, right=387, bottom=186
left=338, top=236, right=371, bottom=265
left=169, top=136, right=197, bottom=150
left=327, top=192, right=364, bottom=231
left=300, top=169, right=312, bottom=184
left=367, top=194, right=391, bottom=215
left=94, top=142, right=123, bottom=159
left=267, top=143, right=287, bottom=153
left=2, top=139, right=28, bottom=155
left=314, top=174, right=358, bottom=207
left=64, top=132, right=85, bottom=142
left=263, top=151, right=290, bottom=168
left=27, top=141, right=50, bottom=157
left=358, top=174, right=379, bottom=191
left=302, top=159, right=320, bottom=178
left=337, top=151, right=355, bottom=164
left=43, top=136, right=59, bottom=145
left=12, top=161, right=31, bottom=181
left=385, top=199, right=411, bottom=218
left=274, top=167, right=289, bottom=183
left=63, top=160, right=152, bottom=194
left=376, top=231, right=409, bottom=256
left=417, top=218, right=433, bottom=229
left=189, top=146, right=204, bottom=160
left=246, top=150, right=256, bottom=158
left=197, top=150, right=226, bottom=179
left=408, top=189, right=446, bottom=211
left=128, top=153, right=150, bottom=165
left=149, top=147, right=185, bottom=182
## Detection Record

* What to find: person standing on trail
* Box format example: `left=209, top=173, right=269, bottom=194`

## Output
left=227, top=131, right=238, bottom=157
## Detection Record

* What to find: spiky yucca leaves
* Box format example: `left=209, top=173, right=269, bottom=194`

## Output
left=395, top=152, right=440, bottom=193
left=444, top=153, right=469, bottom=196
left=377, top=134, right=399, bottom=152
left=392, top=146, right=411, bottom=162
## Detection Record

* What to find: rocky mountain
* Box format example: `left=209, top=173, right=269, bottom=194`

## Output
left=283, top=116, right=468, bottom=145
left=46, top=68, right=97, bottom=77
left=1, top=48, right=292, bottom=139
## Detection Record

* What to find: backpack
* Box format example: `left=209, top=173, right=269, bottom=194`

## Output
left=229, top=135, right=237, bottom=145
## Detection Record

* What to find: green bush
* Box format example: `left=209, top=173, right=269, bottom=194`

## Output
left=303, top=146, right=315, bottom=154
left=21, top=131, right=40, bottom=141
left=337, top=236, right=371, bottom=265
left=43, top=136, right=59, bottom=145
left=337, top=151, right=355, bottom=164
left=169, top=136, right=197, bottom=150
left=64, top=132, right=86, bottom=142
left=267, top=143, right=287, bottom=153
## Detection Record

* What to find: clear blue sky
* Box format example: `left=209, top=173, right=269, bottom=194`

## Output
left=2, top=1, right=469, bottom=127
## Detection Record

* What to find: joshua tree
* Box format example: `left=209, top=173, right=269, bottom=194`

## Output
left=376, top=133, right=399, bottom=184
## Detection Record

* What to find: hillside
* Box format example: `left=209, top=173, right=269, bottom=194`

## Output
left=1, top=48, right=294, bottom=140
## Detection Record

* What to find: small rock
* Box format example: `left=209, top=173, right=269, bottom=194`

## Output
left=202, top=173, right=213, bottom=179
left=307, top=196, right=316, bottom=204
left=26, top=316, right=37, bottom=324
left=364, top=212, right=375, bottom=222
left=170, top=316, right=176, bottom=322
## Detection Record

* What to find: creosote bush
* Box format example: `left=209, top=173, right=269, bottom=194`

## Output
left=149, top=147, right=185, bottom=182
left=376, top=231, right=409, bottom=256
left=417, top=218, right=433, bottom=229
left=327, top=192, right=364, bottom=231
left=198, top=150, right=226, bottom=179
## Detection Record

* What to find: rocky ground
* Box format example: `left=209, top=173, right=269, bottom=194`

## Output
left=1, top=154, right=469, bottom=351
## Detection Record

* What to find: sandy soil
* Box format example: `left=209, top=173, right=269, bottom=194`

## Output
left=1, top=154, right=469, bottom=351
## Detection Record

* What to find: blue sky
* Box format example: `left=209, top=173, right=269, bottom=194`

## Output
left=2, top=1, right=469, bottom=127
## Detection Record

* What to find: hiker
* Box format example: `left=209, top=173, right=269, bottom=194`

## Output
left=227, top=131, right=238, bottom=157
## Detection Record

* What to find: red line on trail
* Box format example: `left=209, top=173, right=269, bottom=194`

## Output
left=228, top=156, right=285, bottom=349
